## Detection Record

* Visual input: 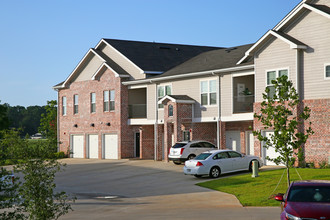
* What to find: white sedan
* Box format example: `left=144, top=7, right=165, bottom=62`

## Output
left=183, top=149, right=263, bottom=178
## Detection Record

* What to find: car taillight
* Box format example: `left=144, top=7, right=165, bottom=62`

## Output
left=196, top=161, right=203, bottom=166
left=180, top=148, right=184, bottom=155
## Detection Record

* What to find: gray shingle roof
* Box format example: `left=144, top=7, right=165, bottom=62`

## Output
left=167, top=95, right=195, bottom=101
left=92, top=48, right=129, bottom=75
left=103, top=39, right=223, bottom=72
left=156, top=44, right=254, bottom=77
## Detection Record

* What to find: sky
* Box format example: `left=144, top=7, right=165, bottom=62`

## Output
left=0, top=0, right=302, bottom=107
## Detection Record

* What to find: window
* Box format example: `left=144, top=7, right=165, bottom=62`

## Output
left=158, top=85, right=171, bottom=108
left=103, top=91, right=109, bottom=112
left=168, top=104, right=173, bottom=117
left=73, top=94, right=78, bottom=114
left=228, top=151, right=242, bottom=158
left=110, top=90, right=115, bottom=111
left=90, top=93, right=96, bottom=113
left=266, top=69, right=288, bottom=98
left=103, top=90, right=115, bottom=112
left=183, top=130, right=190, bottom=141
left=62, top=96, right=67, bottom=116
left=325, top=65, right=330, bottom=78
left=201, top=80, right=217, bottom=106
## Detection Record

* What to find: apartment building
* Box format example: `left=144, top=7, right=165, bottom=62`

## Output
left=54, top=0, right=330, bottom=166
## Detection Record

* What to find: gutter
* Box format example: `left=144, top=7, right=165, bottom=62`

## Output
left=122, top=64, right=255, bottom=86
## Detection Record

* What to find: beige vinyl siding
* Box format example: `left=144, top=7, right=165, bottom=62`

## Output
left=147, top=84, right=156, bottom=120
left=172, top=77, right=218, bottom=119
left=314, top=0, right=330, bottom=6
left=74, top=54, right=103, bottom=82
left=99, top=42, right=143, bottom=80
left=285, top=10, right=330, bottom=100
left=255, top=37, right=296, bottom=102
left=220, top=74, right=232, bottom=117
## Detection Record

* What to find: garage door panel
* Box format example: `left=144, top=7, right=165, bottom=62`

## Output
left=226, top=131, right=241, bottom=152
left=263, top=131, right=281, bottom=165
left=72, top=135, right=84, bottom=158
left=89, top=135, right=99, bottom=159
left=104, top=134, right=118, bottom=159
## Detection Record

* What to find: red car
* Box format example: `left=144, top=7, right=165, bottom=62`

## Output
left=275, top=180, right=330, bottom=220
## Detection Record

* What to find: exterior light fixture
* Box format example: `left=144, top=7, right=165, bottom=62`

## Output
left=106, top=122, right=111, bottom=126
left=73, top=124, right=78, bottom=128
left=91, top=123, right=95, bottom=127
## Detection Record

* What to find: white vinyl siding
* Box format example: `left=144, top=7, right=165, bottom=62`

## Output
left=90, top=93, right=96, bottom=113
left=75, top=54, right=103, bottom=82
left=62, top=96, right=67, bottom=116
left=74, top=94, right=79, bottom=114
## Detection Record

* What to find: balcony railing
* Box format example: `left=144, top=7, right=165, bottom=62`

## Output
left=128, top=104, right=147, bottom=118
left=233, top=95, right=254, bottom=113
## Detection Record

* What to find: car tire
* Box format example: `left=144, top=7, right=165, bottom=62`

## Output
left=187, top=154, right=196, bottom=160
left=173, top=161, right=181, bottom=165
left=249, top=160, right=259, bottom=172
left=209, top=166, right=221, bottom=178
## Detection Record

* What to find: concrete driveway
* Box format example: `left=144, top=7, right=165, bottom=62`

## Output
left=56, top=159, right=280, bottom=220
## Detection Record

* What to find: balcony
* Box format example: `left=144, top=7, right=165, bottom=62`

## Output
left=233, top=74, right=254, bottom=114
left=129, top=104, right=147, bottom=118
left=233, top=95, right=254, bottom=113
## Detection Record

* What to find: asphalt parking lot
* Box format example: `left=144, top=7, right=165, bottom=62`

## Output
left=56, top=159, right=281, bottom=220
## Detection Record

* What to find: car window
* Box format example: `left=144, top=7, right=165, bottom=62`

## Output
left=190, top=143, right=200, bottom=148
left=195, top=153, right=212, bottom=160
left=202, top=142, right=216, bottom=148
left=228, top=151, right=241, bottom=158
left=172, top=143, right=186, bottom=148
left=213, top=152, right=229, bottom=160
left=288, top=186, right=330, bottom=203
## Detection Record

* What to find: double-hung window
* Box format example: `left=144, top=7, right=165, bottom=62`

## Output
left=201, top=80, right=217, bottom=106
left=158, top=85, right=171, bottom=108
left=62, top=96, right=67, bottom=116
left=103, top=90, right=115, bottom=112
left=73, top=94, right=79, bottom=114
left=90, top=93, right=96, bottom=113
left=325, top=64, right=330, bottom=79
left=266, top=69, right=288, bottom=98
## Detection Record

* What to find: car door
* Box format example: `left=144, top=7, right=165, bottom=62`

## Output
left=202, top=142, right=217, bottom=151
left=213, top=152, right=232, bottom=173
left=227, top=151, right=245, bottom=170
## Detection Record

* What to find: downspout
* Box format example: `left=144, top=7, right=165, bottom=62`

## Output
left=212, top=72, right=221, bottom=149
left=56, top=89, right=60, bottom=153
left=154, top=83, right=158, bottom=161
left=296, top=49, right=300, bottom=98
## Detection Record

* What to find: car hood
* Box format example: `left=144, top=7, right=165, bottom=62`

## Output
left=285, top=202, right=330, bottom=218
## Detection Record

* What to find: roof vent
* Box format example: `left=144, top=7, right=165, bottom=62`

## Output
left=225, top=47, right=237, bottom=53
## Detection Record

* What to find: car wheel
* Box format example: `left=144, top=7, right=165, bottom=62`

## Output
left=194, top=175, right=202, bottom=178
left=209, top=166, right=221, bottom=178
left=187, top=154, right=196, bottom=160
left=173, top=161, right=181, bottom=165
left=249, top=160, right=259, bottom=172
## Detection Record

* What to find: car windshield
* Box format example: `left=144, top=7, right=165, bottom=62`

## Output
left=172, top=143, right=187, bottom=148
left=195, top=153, right=212, bottom=160
left=287, top=185, right=330, bottom=203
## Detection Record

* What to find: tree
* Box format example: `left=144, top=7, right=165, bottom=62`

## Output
left=253, top=75, right=313, bottom=186
left=0, top=101, right=9, bottom=132
left=39, top=100, right=57, bottom=145
left=0, top=129, right=74, bottom=219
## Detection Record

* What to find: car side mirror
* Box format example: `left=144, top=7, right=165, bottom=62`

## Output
left=274, top=193, right=284, bottom=202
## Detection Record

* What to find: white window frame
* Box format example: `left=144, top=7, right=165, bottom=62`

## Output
left=324, top=63, right=330, bottom=80
left=110, top=90, right=115, bottom=111
left=157, top=84, right=172, bottom=109
left=62, top=96, right=67, bottom=116
left=103, top=91, right=109, bottom=112
left=265, top=68, right=289, bottom=97
left=73, top=94, right=79, bottom=114
left=200, top=79, right=217, bottom=106
left=90, top=93, right=96, bottom=113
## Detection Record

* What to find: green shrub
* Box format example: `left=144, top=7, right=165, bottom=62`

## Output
left=319, top=161, right=329, bottom=169
left=54, top=151, right=66, bottom=159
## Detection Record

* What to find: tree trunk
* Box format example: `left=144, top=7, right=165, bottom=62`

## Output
left=287, top=166, right=290, bottom=187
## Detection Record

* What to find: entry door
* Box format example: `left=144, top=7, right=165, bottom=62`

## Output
left=225, top=131, right=241, bottom=152
left=104, top=134, right=118, bottom=159
left=71, top=135, right=84, bottom=158
left=88, top=134, right=99, bottom=159
left=262, top=131, right=281, bottom=165
left=135, top=132, right=140, bottom=158
left=246, top=131, right=254, bottom=155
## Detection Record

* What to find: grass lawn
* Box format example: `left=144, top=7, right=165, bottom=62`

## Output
left=197, top=168, right=330, bottom=206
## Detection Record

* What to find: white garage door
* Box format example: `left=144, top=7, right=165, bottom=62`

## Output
left=262, top=131, right=281, bottom=165
left=88, top=134, right=99, bottom=159
left=103, top=134, right=118, bottom=159
left=226, top=131, right=241, bottom=152
left=72, top=135, right=84, bottom=158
